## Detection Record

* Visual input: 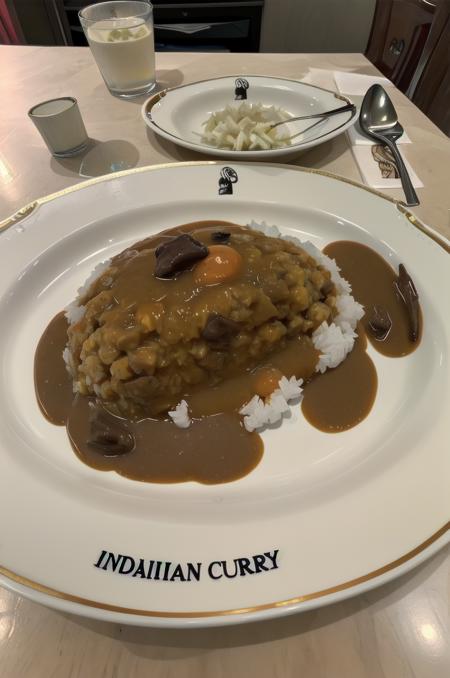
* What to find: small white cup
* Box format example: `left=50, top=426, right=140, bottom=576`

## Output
left=28, top=97, right=89, bottom=157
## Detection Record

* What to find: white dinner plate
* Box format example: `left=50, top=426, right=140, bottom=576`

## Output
left=0, top=163, right=448, bottom=628
left=142, top=75, right=357, bottom=159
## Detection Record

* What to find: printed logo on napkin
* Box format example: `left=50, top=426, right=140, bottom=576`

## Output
left=371, top=145, right=400, bottom=179
left=350, top=144, right=423, bottom=190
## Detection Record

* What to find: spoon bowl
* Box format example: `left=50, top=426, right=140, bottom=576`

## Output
left=360, top=84, right=398, bottom=131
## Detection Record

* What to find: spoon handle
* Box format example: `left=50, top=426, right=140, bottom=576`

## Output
left=374, top=135, right=420, bottom=206
left=270, top=103, right=355, bottom=129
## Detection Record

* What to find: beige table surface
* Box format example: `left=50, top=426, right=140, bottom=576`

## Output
left=0, top=46, right=449, bottom=678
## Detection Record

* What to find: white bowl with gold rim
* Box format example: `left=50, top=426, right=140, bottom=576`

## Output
left=142, top=75, right=358, bottom=159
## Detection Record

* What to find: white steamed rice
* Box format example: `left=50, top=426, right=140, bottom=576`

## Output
left=240, top=376, right=303, bottom=432
left=168, top=400, right=191, bottom=428
left=64, top=259, right=112, bottom=325
left=63, top=259, right=113, bottom=376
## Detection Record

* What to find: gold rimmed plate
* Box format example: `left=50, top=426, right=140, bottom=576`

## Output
left=0, top=162, right=448, bottom=627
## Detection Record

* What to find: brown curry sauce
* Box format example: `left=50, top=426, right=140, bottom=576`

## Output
left=34, top=231, right=421, bottom=485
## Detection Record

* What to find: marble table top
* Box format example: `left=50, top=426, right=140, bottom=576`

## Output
left=0, top=46, right=449, bottom=678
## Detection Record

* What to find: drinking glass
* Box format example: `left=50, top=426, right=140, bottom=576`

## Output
left=79, top=1, right=156, bottom=99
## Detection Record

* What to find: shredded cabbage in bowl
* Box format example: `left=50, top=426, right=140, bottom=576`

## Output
left=199, top=102, right=292, bottom=151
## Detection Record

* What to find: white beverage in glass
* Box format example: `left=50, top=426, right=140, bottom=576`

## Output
left=80, top=1, right=156, bottom=98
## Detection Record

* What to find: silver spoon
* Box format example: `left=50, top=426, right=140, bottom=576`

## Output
left=269, top=102, right=355, bottom=130
left=359, top=84, right=419, bottom=207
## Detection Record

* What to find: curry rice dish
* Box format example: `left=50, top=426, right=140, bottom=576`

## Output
left=35, top=220, right=420, bottom=484
left=64, top=222, right=354, bottom=421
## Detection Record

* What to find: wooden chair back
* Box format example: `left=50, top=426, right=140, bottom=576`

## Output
left=408, top=0, right=450, bottom=134
left=366, top=0, right=437, bottom=93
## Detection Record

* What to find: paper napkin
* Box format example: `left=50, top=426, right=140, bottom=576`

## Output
left=301, top=68, right=336, bottom=90
left=351, top=145, right=423, bottom=189
left=333, top=71, right=394, bottom=95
